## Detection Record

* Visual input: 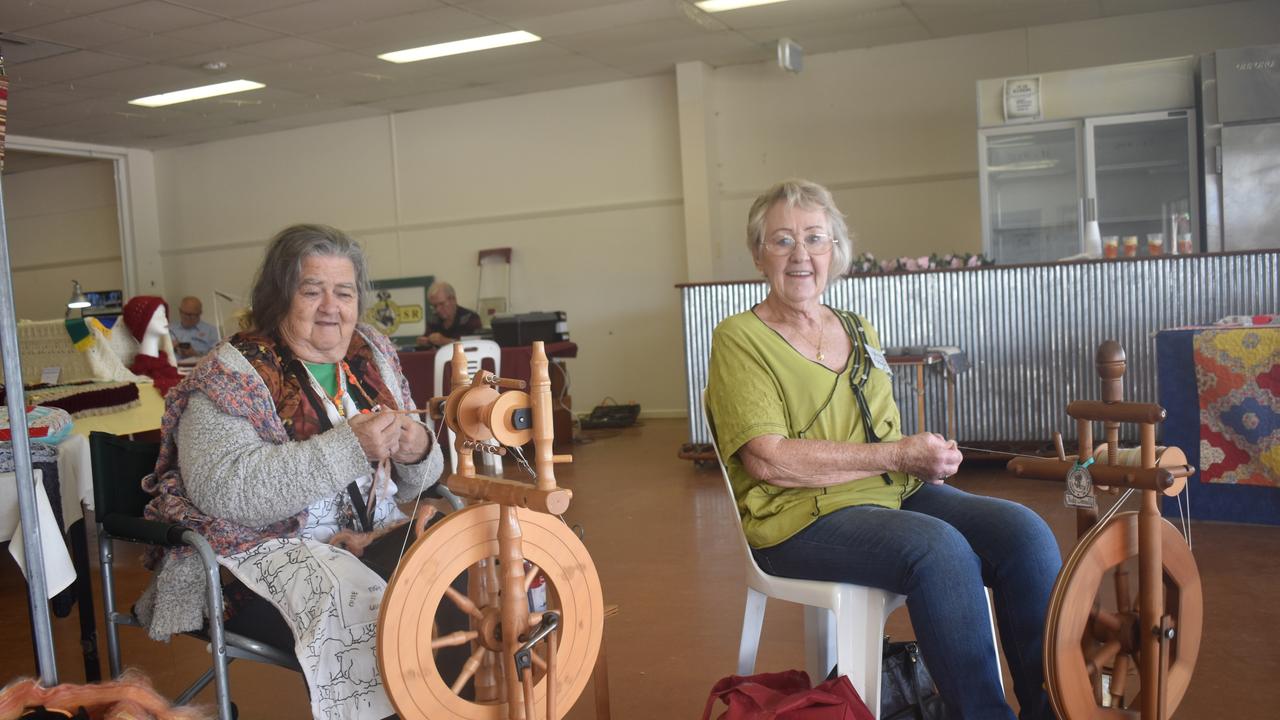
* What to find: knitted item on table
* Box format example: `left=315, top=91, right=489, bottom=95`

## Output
left=122, top=296, right=168, bottom=342
left=129, top=352, right=181, bottom=397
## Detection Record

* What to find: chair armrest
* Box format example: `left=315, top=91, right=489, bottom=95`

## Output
left=101, top=515, right=190, bottom=546
left=422, top=482, right=464, bottom=512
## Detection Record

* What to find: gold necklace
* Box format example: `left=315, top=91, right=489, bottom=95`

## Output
left=808, top=316, right=826, bottom=362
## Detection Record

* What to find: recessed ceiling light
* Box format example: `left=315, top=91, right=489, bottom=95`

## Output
left=695, top=0, right=790, bottom=12
left=378, top=30, right=540, bottom=64
left=129, top=79, right=264, bottom=108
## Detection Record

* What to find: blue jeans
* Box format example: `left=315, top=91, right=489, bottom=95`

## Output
left=753, top=483, right=1061, bottom=720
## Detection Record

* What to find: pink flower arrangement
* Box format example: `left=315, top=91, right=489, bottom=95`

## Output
left=849, top=252, right=993, bottom=275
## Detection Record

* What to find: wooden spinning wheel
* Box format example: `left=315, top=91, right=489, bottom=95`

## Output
left=1009, top=341, right=1202, bottom=720
left=379, top=504, right=603, bottom=719
left=1045, top=512, right=1201, bottom=718
left=378, top=342, right=604, bottom=720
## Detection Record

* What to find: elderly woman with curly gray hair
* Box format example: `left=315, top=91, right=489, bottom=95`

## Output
left=706, top=179, right=1062, bottom=719
left=137, top=224, right=449, bottom=719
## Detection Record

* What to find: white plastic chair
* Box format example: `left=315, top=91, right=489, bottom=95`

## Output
left=699, top=390, right=1000, bottom=718
left=434, top=340, right=503, bottom=474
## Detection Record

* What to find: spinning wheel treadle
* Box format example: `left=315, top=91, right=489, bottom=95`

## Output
left=1046, top=512, right=1201, bottom=719
left=379, top=503, right=604, bottom=719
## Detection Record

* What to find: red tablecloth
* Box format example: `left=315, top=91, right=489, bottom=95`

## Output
left=398, top=341, right=578, bottom=409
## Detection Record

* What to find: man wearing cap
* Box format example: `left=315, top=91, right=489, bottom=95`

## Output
left=170, top=296, right=219, bottom=359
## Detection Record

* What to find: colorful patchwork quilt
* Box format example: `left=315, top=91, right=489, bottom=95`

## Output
left=1193, top=328, right=1279, bottom=487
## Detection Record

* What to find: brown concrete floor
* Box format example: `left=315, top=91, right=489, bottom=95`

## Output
left=2, top=417, right=1277, bottom=718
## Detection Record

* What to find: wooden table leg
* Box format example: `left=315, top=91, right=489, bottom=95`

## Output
left=945, top=370, right=957, bottom=441
left=915, top=364, right=926, bottom=434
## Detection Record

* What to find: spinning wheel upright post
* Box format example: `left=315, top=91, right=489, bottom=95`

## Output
left=1007, top=341, right=1202, bottom=720
left=379, top=341, right=604, bottom=720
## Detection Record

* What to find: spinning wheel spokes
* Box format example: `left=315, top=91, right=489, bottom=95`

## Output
left=1045, top=512, right=1202, bottom=720
left=379, top=503, right=604, bottom=720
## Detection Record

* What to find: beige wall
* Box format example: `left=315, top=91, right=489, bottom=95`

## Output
left=157, top=76, right=688, bottom=415
left=151, top=0, right=1278, bottom=416
left=2, top=160, right=123, bottom=320
left=703, top=0, right=1280, bottom=281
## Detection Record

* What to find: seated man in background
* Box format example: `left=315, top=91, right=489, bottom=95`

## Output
left=416, top=280, right=482, bottom=348
left=170, top=296, right=219, bottom=359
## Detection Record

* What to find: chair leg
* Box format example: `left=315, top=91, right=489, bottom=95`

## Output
left=803, top=605, right=834, bottom=684
left=986, top=588, right=1003, bottom=693
left=98, top=531, right=123, bottom=680
left=737, top=588, right=767, bottom=675
left=834, top=591, right=888, bottom=720
left=186, top=532, right=235, bottom=720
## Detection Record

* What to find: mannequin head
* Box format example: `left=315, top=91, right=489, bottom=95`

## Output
left=122, top=295, right=171, bottom=359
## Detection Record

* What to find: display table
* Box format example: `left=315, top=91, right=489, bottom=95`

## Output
left=1156, top=325, right=1279, bottom=525
left=885, top=350, right=967, bottom=440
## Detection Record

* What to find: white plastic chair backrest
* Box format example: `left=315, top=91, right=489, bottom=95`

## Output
left=434, top=340, right=502, bottom=473
left=700, top=390, right=768, bottom=576
left=432, top=340, right=501, bottom=397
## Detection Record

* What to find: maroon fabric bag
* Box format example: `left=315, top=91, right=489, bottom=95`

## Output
left=701, top=670, right=876, bottom=720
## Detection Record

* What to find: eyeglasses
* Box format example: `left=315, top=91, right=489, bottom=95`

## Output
left=759, top=232, right=835, bottom=256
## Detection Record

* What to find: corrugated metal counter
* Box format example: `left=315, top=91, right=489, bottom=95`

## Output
left=681, top=251, right=1279, bottom=445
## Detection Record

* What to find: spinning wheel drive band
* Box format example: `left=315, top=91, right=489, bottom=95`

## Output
left=1045, top=512, right=1202, bottom=719
left=379, top=503, right=605, bottom=719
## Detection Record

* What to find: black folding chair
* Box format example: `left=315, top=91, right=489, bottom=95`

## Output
left=90, top=431, right=300, bottom=720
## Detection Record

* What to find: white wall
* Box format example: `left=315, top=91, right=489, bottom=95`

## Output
left=151, top=0, right=1279, bottom=416
left=157, top=76, right=687, bottom=415
left=2, top=160, right=123, bottom=320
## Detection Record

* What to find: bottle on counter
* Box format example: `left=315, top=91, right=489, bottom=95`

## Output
left=1084, top=220, right=1103, bottom=258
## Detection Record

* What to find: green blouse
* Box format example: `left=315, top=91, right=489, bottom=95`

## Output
left=706, top=307, right=921, bottom=549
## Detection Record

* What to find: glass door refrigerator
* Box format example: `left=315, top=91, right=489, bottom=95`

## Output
left=978, top=58, right=1201, bottom=264
left=1085, top=110, right=1199, bottom=258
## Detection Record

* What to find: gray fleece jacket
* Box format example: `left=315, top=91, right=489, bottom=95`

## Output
left=135, top=331, right=443, bottom=640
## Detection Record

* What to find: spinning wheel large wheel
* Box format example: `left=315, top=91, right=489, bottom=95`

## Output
left=1045, top=512, right=1202, bottom=719
left=379, top=503, right=605, bottom=719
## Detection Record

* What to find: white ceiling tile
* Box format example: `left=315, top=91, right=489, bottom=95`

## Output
left=6, top=49, right=142, bottom=84
left=0, top=34, right=80, bottom=65
left=241, top=0, right=442, bottom=35
left=92, top=1, right=222, bottom=33
left=446, top=51, right=614, bottom=86
left=98, top=32, right=218, bottom=62
left=737, top=6, right=929, bottom=46
left=0, top=1, right=76, bottom=31
left=233, top=36, right=338, bottom=61
left=906, top=0, right=1102, bottom=38
left=76, top=63, right=210, bottom=94
left=306, top=7, right=500, bottom=53
left=551, top=17, right=721, bottom=55
left=14, top=16, right=146, bottom=49
left=706, top=0, right=898, bottom=30
left=454, top=0, right=635, bottom=23
left=168, top=48, right=275, bottom=75
left=165, top=0, right=315, bottom=18
left=1099, top=0, right=1235, bottom=16
left=166, top=20, right=286, bottom=48
left=509, top=0, right=682, bottom=38
left=598, top=31, right=769, bottom=75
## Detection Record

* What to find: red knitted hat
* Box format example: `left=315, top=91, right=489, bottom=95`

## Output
left=122, top=296, right=169, bottom=342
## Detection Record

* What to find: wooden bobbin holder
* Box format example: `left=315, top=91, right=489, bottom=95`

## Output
left=1006, top=340, right=1202, bottom=720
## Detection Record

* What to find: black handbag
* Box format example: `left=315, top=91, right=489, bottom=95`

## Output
left=880, top=638, right=948, bottom=720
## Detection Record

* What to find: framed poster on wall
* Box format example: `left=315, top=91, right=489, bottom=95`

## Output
left=364, top=275, right=433, bottom=348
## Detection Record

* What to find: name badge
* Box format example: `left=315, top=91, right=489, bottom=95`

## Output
left=865, top=345, right=892, bottom=376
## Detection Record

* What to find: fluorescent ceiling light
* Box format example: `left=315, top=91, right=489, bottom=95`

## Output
left=696, top=0, right=790, bottom=12
left=129, top=79, right=264, bottom=108
left=379, top=30, right=540, bottom=64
